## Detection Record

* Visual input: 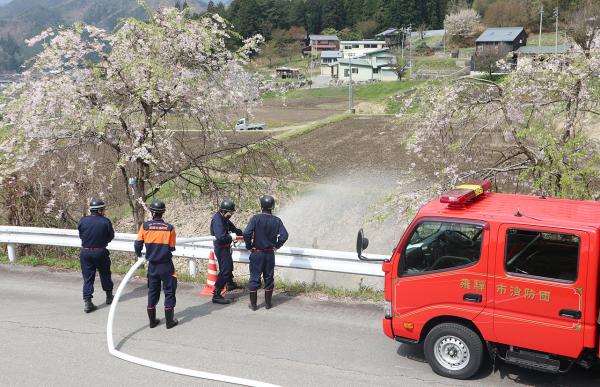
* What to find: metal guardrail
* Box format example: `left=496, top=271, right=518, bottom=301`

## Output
left=0, top=226, right=386, bottom=277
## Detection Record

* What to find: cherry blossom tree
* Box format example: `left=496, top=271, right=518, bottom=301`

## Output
left=1, top=6, right=289, bottom=228
left=397, top=51, right=600, bottom=204
left=444, top=8, right=481, bottom=47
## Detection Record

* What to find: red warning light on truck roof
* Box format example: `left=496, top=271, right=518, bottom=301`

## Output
left=440, top=180, right=492, bottom=207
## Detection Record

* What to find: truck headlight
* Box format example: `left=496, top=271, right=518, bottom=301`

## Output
left=384, top=300, right=392, bottom=319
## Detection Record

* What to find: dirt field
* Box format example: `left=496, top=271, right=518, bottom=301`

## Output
left=254, top=97, right=348, bottom=128
left=285, top=115, right=417, bottom=181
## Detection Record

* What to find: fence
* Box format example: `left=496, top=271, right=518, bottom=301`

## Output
left=0, top=226, right=386, bottom=277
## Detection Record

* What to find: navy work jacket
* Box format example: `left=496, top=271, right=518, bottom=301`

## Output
left=78, top=214, right=115, bottom=248
left=243, top=212, right=288, bottom=251
left=210, top=212, right=243, bottom=247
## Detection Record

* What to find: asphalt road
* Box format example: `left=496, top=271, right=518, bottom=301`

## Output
left=2, top=264, right=600, bottom=387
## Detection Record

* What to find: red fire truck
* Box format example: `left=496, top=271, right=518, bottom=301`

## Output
left=357, top=181, right=600, bottom=379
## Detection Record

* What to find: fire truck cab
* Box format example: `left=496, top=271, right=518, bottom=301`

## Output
left=357, top=181, right=600, bottom=379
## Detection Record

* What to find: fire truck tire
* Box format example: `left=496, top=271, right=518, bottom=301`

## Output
left=423, top=323, right=484, bottom=380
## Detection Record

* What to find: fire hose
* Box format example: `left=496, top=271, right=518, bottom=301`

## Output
left=106, top=235, right=280, bottom=387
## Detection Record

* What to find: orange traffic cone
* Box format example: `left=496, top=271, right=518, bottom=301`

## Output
left=199, top=251, right=222, bottom=296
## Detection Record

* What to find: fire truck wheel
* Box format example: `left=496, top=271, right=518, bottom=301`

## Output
left=424, top=323, right=484, bottom=380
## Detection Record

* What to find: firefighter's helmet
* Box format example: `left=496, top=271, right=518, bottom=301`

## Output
left=260, top=195, right=275, bottom=211
left=149, top=200, right=166, bottom=213
left=89, top=199, right=106, bottom=211
left=220, top=199, right=236, bottom=212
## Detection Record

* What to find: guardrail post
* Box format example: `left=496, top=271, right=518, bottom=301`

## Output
left=188, top=258, right=197, bottom=277
left=7, top=243, right=16, bottom=262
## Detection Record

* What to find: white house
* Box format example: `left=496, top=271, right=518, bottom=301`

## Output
left=340, top=40, right=387, bottom=58
left=320, top=51, right=342, bottom=76
left=337, top=48, right=397, bottom=82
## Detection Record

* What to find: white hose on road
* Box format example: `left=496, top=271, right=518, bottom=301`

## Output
left=106, top=257, right=280, bottom=387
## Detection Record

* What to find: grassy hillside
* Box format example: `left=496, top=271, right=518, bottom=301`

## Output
left=265, top=80, right=424, bottom=102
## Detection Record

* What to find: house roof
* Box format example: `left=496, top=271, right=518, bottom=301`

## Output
left=361, top=48, right=391, bottom=56
left=309, top=34, right=339, bottom=41
left=340, top=40, right=386, bottom=45
left=321, top=51, right=342, bottom=58
left=516, top=44, right=567, bottom=54
left=338, top=58, right=372, bottom=67
left=377, top=28, right=399, bottom=37
left=476, top=27, right=525, bottom=43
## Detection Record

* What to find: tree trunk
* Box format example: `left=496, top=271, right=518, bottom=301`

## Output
left=132, top=161, right=148, bottom=231
left=133, top=199, right=145, bottom=232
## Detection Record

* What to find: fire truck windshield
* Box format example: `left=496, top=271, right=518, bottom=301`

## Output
left=402, top=221, right=484, bottom=276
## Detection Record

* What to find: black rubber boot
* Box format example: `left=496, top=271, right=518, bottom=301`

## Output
left=165, top=308, right=178, bottom=329
left=212, top=288, right=231, bottom=305
left=84, top=299, right=97, bottom=314
left=226, top=281, right=241, bottom=291
left=265, top=289, right=273, bottom=310
left=249, top=291, right=258, bottom=311
left=105, top=291, right=114, bottom=305
left=147, top=308, right=160, bottom=328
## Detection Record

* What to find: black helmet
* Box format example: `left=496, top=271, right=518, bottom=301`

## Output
left=89, top=198, right=105, bottom=210
left=149, top=200, right=166, bottom=213
left=260, top=195, right=275, bottom=211
left=220, top=199, right=236, bottom=212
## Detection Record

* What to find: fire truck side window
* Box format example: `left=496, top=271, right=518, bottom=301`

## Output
left=401, top=221, right=484, bottom=276
left=505, top=229, right=579, bottom=282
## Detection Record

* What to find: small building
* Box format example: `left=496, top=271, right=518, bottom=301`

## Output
left=475, top=27, right=528, bottom=55
left=320, top=51, right=342, bottom=76
left=340, top=40, right=387, bottom=58
left=275, top=67, right=301, bottom=79
left=376, top=28, right=401, bottom=48
left=303, top=34, right=339, bottom=57
left=337, top=48, right=397, bottom=82
left=515, top=44, right=568, bottom=69
left=472, top=27, right=528, bottom=72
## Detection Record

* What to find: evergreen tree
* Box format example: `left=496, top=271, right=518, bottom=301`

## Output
left=229, top=0, right=262, bottom=37
left=304, top=0, right=324, bottom=34
left=215, top=1, right=226, bottom=16
left=322, top=1, right=346, bottom=30
left=225, top=0, right=450, bottom=40
left=207, top=0, right=216, bottom=13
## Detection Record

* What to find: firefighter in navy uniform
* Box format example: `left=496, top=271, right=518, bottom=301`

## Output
left=134, top=200, right=179, bottom=329
left=210, top=199, right=244, bottom=305
left=243, top=195, right=288, bottom=311
left=78, top=199, right=115, bottom=313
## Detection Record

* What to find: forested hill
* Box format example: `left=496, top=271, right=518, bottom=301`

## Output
left=0, top=0, right=225, bottom=73
left=0, top=0, right=211, bottom=30
left=224, top=0, right=449, bottom=39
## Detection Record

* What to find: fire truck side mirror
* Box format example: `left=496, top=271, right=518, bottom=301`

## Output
left=356, top=229, right=369, bottom=260
left=357, top=229, right=388, bottom=262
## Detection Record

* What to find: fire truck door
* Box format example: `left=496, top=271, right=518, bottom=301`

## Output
left=392, top=220, right=489, bottom=340
left=493, top=225, right=588, bottom=358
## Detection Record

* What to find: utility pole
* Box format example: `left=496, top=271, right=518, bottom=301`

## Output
left=554, top=7, right=559, bottom=54
left=348, top=57, right=353, bottom=113
left=539, top=3, right=544, bottom=47
left=408, top=24, right=413, bottom=78
left=401, top=28, right=405, bottom=59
